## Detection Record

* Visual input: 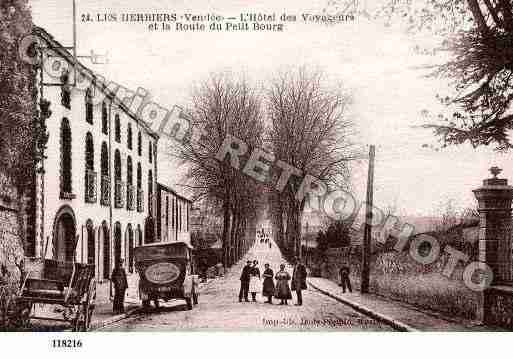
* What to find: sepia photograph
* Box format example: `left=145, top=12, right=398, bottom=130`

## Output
left=3, top=1, right=513, bottom=349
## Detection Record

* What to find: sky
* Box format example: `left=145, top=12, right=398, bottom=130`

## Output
left=29, top=0, right=513, bottom=217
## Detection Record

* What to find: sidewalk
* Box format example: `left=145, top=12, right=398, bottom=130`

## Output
left=88, top=273, right=141, bottom=330
left=89, top=276, right=218, bottom=330
left=89, top=301, right=140, bottom=331
left=307, top=277, right=489, bottom=331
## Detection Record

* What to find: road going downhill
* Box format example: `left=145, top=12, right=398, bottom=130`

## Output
left=99, top=239, right=392, bottom=331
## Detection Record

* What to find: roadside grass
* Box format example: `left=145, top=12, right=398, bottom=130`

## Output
left=368, top=271, right=481, bottom=320
left=307, top=206, right=483, bottom=321
left=315, top=246, right=482, bottom=320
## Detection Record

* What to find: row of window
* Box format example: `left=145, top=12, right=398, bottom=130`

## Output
left=62, top=81, right=153, bottom=163
left=164, top=196, right=188, bottom=232
left=61, top=118, right=154, bottom=212
left=86, top=221, right=142, bottom=277
left=113, top=114, right=153, bottom=163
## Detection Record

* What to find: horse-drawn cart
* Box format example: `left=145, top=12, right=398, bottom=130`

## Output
left=16, top=258, right=96, bottom=331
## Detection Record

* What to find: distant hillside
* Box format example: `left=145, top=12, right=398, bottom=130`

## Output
left=347, top=216, right=443, bottom=245
left=303, top=213, right=480, bottom=250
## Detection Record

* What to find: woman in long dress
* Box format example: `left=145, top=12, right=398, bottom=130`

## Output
left=262, top=263, right=275, bottom=304
left=249, top=260, right=261, bottom=302
left=274, top=264, right=292, bottom=305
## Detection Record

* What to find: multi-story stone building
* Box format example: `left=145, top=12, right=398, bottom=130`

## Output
left=32, top=27, right=159, bottom=282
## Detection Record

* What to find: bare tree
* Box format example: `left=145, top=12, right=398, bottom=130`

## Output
left=266, top=67, right=359, bottom=257
left=267, top=189, right=285, bottom=247
left=169, top=72, right=265, bottom=267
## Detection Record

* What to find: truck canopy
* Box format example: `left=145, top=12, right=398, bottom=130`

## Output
left=134, top=242, right=191, bottom=263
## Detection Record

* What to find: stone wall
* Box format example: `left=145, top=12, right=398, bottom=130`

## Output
left=484, top=286, right=513, bottom=328
left=473, top=173, right=513, bottom=328
left=0, top=172, right=23, bottom=273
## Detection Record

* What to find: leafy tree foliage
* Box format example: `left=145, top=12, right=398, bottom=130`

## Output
left=329, top=0, right=513, bottom=150
left=0, top=0, right=49, bottom=259
left=419, top=0, right=513, bottom=150
left=1, top=0, right=49, bottom=188
left=316, top=219, right=351, bottom=252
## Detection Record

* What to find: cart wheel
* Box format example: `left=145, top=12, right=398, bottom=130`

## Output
left=85, top=303, right=95, bottom=330
left=185, top=297, right=193, bottom=310
left=73, top=279, right=97, bottom=332
left=77, top=303, right=93, bottom=332
left=16, top=300, right=32, bottom=328
left=77, top=279, right=97, bottom=332
left=83, top=279, right=96, bottom=331
left=72, top=305, right=83, bottom=332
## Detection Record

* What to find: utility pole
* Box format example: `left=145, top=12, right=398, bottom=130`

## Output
left=72, top=0, right=77, bottom=84
left=361, top=145, right=375, bottom=294
left=305, top=221, right=309, bottom=266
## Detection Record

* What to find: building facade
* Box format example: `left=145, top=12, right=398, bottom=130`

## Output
left=32, top=27, right=159, bottom=282
left=156, top=183, right=191, bottom=244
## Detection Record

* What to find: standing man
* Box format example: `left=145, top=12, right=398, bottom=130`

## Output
left=239, top=260, right=252, bottom=302
left=200, top=257, right=208, bottom=283
left=291, top=256, right=307, bottom=306
left=339, top=264, right=352, bottom=293
left=111, top=258, right=128, bottom=314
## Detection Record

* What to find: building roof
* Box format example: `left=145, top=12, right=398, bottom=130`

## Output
left=33, top=26, right=159, bottom=140
left=135, top=240, right=193, bottom=250
left=157, top=182, right=192, bottom=203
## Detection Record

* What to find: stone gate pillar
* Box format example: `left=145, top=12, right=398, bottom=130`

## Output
left=473, top=167, right=513, bottom=328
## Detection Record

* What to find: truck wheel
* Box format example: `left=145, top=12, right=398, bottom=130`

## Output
left=185, top=297, right=193, bottom=310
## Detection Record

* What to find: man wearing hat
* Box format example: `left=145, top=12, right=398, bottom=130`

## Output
left=239, top=260, right=252, bottom=302
left=111, top=258, right=128, bottom=313
left=291, top=256, right=307, bottom=306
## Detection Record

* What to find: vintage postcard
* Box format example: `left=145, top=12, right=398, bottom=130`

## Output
left=2, top=0, right=513, bottom=338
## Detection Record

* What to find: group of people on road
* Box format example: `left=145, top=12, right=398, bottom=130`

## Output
left=239, top=257, right=307, bottom=305
left=258, top=232, right=272, bottom=249
left=111, top=248, right=353, bottom=314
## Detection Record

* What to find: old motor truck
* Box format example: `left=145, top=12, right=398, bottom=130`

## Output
left=134, top=241, right=199, bottom=310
